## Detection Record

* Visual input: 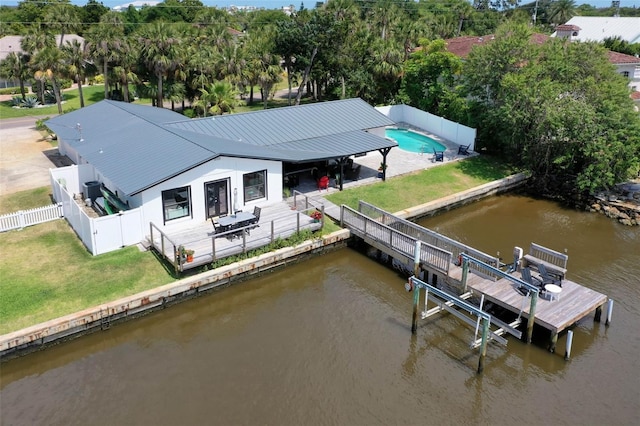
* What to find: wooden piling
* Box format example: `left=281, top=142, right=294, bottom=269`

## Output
left=411, top=284, right=420, bottom=334
left=549, top=331, right=558, bottom=353
left=526, top=293, right=538, bottom=343
left=594, top=305, right=602, bottom=322
left=477, top=318, right=489, bottom=374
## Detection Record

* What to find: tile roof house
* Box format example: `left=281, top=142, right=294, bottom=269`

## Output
left=46, top=99, right=396, bottom=253
left=442, top=33, right=640, bottom=93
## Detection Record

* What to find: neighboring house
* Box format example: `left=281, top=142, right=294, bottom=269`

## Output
left=551, top=17, right=640, bottom=43
left=0, top=34, right=85, bottom=89
left=443, top=33, right=640, bottom=93
left=46, top=99, right=396, bottom=240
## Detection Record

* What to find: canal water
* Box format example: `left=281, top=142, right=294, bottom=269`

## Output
left=1, top=194, right=638, bottom=425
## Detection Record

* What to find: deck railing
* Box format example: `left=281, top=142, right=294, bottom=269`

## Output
left=358, top=201, right=501, bottom=278
left=342, top=205, right=452, bottom=274
left=0, top=203, right=63, bottom=232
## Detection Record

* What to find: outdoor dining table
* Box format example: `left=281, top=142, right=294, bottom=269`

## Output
left=217, top=212, right=256, bottom=233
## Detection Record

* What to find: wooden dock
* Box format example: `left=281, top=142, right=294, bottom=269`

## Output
left=149, top=201, right=323, bottom=272
left=341, top=202, right=609, bottom=351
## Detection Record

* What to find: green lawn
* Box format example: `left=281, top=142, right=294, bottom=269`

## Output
left=326, top=156, right=517, bottom=212
left=0, top=85, right=154, bottom=119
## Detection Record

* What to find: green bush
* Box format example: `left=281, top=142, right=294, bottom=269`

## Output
left=182, top=108, right=195, bottom=118
left=0, top=87, right=22, bottom=95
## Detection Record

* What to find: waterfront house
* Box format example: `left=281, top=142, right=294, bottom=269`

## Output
left=46, top=98, right=396, bottom=254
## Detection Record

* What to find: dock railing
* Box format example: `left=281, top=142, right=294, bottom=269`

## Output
left=358, top=201, right=501, bottom=278
left=342, top=205, right=452, bottom=274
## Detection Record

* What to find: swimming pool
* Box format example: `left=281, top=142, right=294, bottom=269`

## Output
left=385, top=128, right=446, bottom=154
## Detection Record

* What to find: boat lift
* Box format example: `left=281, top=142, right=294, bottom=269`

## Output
left=405, top=244, right=540, bottom=373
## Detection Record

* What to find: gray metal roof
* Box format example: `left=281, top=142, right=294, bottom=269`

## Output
left=46, top=99, right=396, bottom=196
left=167, top=98, right=396, bottom=146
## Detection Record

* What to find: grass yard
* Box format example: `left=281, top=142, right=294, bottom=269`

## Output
left=0, top=85, right=154, bottom=119
left=0, top=220, right=174, bottom=334
left=326, top=156, right=517, bottom=212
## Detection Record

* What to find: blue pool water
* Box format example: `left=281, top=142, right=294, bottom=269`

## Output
left=385, top=128, right=446, bottom=153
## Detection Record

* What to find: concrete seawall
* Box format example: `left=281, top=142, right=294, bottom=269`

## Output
left=0, top=173, right=530, bottom=360
left=0, top=230, right=350, bottom=360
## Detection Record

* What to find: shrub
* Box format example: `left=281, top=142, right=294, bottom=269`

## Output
left=35, top=117, right=53, bottom=134
left=0, top=87, right=20, bottom=95
left=182, top=108, right=195, bottom=118
left=21, top=96, right=40, bottom=108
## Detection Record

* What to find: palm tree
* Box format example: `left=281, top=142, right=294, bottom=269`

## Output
left=138, top=22, right=181, bottom=108
left=549, top=0, right=576, bottom=25
left=61, top=39, right=89, bottom=107
left=21, top=26, right=54, bottom=104
left=86, top=12, right=124, bottom=100
left=32, top=46, right=65, bottom=114
left=45, top=4, right=80, bottom=48
left=0, top=52, right=30, bottom=100
left=194, top=81, right=237, bottom=116
left=111, top=38, right=139, bottom=103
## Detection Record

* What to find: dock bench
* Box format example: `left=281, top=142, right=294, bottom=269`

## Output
left=522, top=242, right=568, bottom=280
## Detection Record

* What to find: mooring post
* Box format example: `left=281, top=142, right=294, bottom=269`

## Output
left=411, top=242, right=422, bottom=334
left=477, top=317, right=489, bottom=374
left=526, top=292, right=538, bottom=343
left=564, top=330, right=574, bottom=360
left=461, top=258, right=469, bottom=293
left=594, top=305, right=602, bottom=322
left=549, top=331, right=558, bottom=353
left=413, top=241, right=421, bottom=277
left=411, top=282, right=420, bottom=334
left=605, top=299, right=614, bottom=326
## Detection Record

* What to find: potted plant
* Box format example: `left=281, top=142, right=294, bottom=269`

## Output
left=176, top=245, right=186, bottom=262
left=310, top=210, right=323, bottom=223
left=377, top=162, right=387, bottom=178
left=185, top=249, right=194, bottom=263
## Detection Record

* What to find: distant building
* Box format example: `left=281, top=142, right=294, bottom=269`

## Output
left=112, top=1, right=160, bottom=12
left=551, top=17, right=640, bottom=43
left=0, top=34, right=85, bottom=89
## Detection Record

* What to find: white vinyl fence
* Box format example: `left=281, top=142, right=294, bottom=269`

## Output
left=376, top=104, right=476, bottom=150
left=0, top=204, right=63, bottom=232
left=51, top=166, right=145, bottom=255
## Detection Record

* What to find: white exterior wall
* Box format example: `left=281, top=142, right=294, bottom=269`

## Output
left=139, top=156, right=282, bottom=231
left=616, top=63, right=640, bottom=92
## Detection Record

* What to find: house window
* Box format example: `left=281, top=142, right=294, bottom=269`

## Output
left=243, top=170, right=266, bottom=202
left=162, top=186, right=191, bottom=222
left=622, top=71, right=630, bottom=78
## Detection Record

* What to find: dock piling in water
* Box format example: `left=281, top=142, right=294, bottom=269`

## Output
left=606, top=299, right=614, bottom=326
left=565, top=330, right=574, bottom=360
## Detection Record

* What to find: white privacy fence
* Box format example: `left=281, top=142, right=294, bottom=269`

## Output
left=376, top=104, right=476, bottom=150
left=51, top=167, right=145, bottom=255
left=0, top=204, right=63, bottom=232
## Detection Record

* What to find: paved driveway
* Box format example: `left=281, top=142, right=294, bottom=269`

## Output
left=0, top=118, right=68, bottom=196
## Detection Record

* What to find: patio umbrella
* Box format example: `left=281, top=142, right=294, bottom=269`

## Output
left=233, top=188, right=239, bottom=216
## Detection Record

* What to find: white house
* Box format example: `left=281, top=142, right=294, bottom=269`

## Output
left=46, top=99, right=397, bottom=254
left=551, top=17, right=640, bottom=43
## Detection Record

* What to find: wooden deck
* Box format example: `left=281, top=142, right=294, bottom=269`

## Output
left=148, top=201, right=323, bottom=272
left=341, top=203, right=609, bottom=340
left=466, top=271, right=608, bottom=334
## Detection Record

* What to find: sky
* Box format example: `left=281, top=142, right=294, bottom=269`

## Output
left=0, top=0, right=638, bottom=10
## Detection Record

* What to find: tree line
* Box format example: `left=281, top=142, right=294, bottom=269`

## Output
left=0, top=0, right=638, bottom=199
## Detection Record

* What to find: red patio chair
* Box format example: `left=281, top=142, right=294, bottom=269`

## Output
left=318, top=175, right=329, bottom=191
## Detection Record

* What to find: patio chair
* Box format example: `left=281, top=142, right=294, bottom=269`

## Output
left=521, top=267, right=543, bottom=289
left=433, top=147, right=444, bottom=162
left=345, top=164, right=361, bottom=181
left=538, top=264, right=562, bottom=287
left=458, top=144, right=471, bottom=156
left=318, top=175, right=329, bottom=191
left=251, top=206, right=261, bottom=225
